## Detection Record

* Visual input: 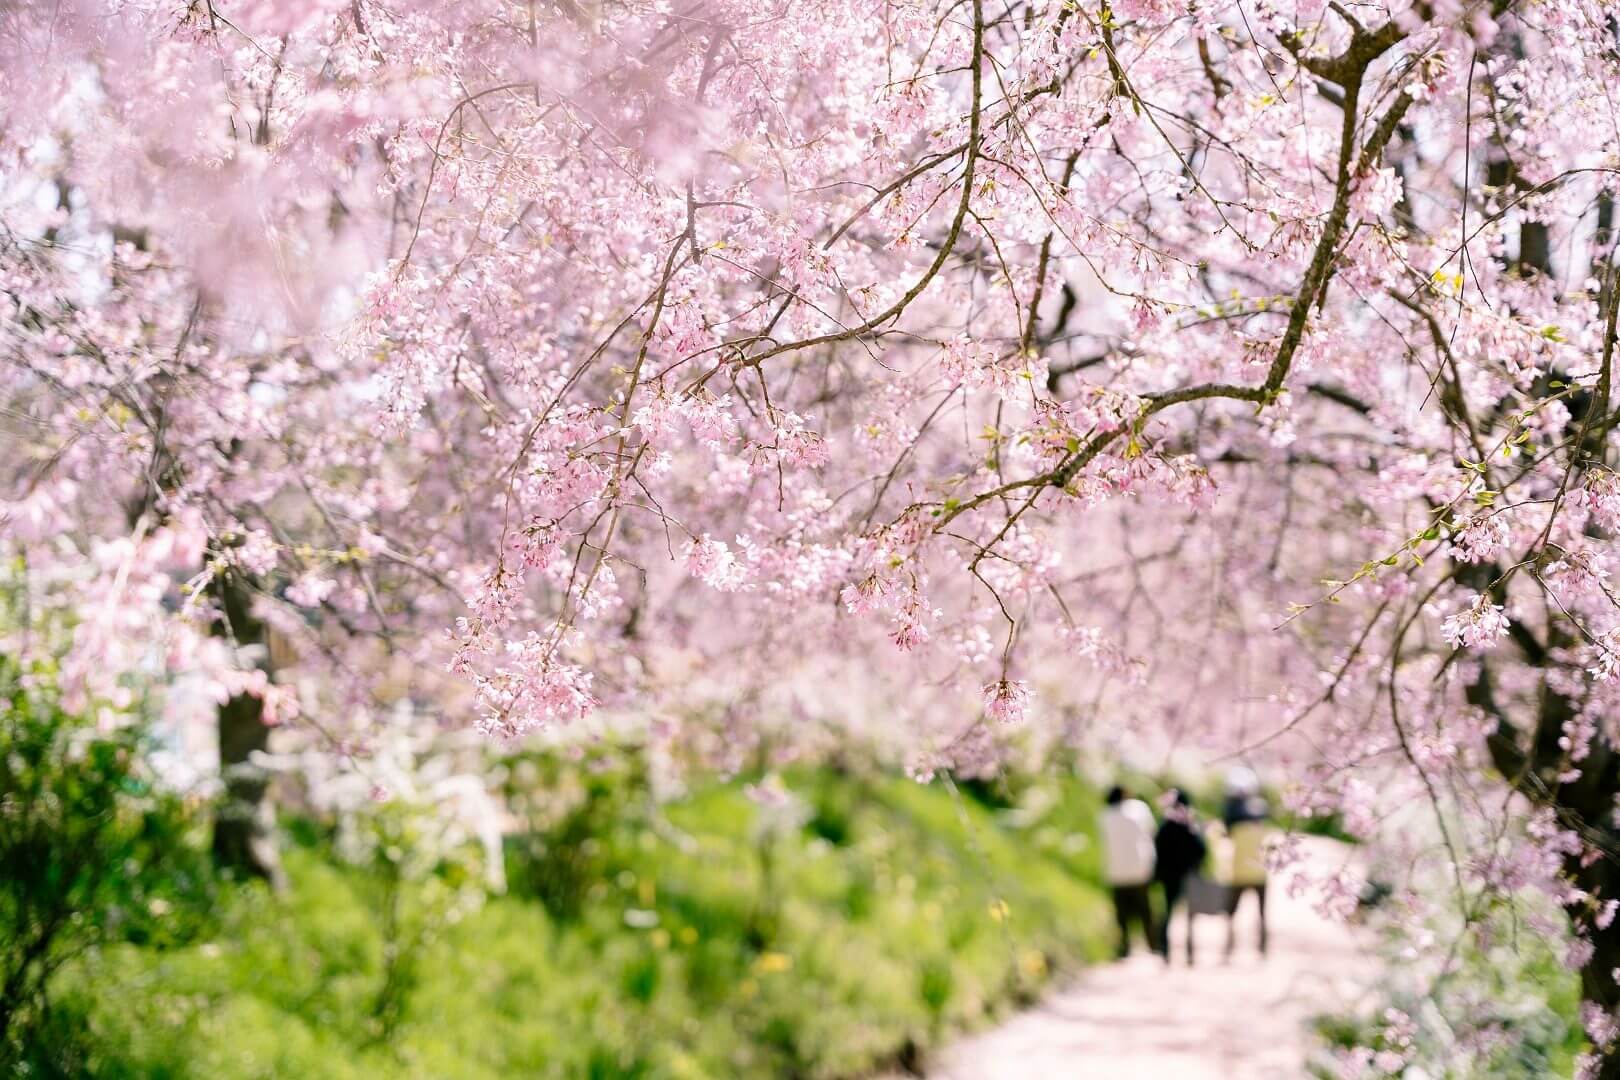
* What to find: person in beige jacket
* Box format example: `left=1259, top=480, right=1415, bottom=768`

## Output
left=1219, top=767, right=1274, bottom=958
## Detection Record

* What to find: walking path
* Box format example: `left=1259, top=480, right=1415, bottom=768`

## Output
left=925, top=837, right=1374, bottom=1079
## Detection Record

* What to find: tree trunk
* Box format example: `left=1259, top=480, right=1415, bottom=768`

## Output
left=212, top=572, right=284, bottom=887
left=1478, top=636, right=1620, bottom=1070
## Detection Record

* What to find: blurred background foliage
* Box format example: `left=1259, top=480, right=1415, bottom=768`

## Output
left=1309, top=858, right=1586, bottom=1078
left=1, top=657, right=1122, bottom=1079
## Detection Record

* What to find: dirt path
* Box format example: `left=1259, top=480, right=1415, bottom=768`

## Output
left=925, top=837, right=1373, bottom=1079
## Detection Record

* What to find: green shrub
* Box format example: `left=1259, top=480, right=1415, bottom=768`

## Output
left=0, top=659, right=214, bottom=1071
left=1311, top=891, right=1584, bottom=1077
left=501, top=749, right=652, bottom=921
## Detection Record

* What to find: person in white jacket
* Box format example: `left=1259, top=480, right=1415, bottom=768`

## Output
left=1100, top=785, right=1162, bottom=959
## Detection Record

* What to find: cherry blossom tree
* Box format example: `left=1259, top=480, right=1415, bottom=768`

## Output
left=4, top=0, right=1620, bottom=1070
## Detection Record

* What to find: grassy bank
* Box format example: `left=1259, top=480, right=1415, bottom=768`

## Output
left=35, top=765, right=1112, bottom=1079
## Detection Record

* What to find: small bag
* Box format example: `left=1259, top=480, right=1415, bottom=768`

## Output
left=1185, top=873, right=1230, bottom=916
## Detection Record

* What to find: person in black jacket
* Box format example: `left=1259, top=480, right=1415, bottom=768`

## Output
left=1154, top=788, right=1207, bottom=964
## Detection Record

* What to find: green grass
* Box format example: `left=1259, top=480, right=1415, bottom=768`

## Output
left=46, top=765, right=1112, bottom=1079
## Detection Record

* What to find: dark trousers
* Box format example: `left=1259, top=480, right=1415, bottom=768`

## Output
left=1224, top=881, right=1268, bottom=956
left=1110, top=883, right=1160, bottom=958
left=1158, top=873, right=1189, bottom=961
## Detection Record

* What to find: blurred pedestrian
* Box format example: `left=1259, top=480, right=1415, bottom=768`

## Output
left=1221, top=767, right=1274, bottom=958
left=1153, top=787, right=1207, bottom=964
left=1101, top=784, right=1161, bottom=959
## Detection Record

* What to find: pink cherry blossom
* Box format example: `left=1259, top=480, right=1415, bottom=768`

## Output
left=5, top=0, right=1620, bottom=1066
